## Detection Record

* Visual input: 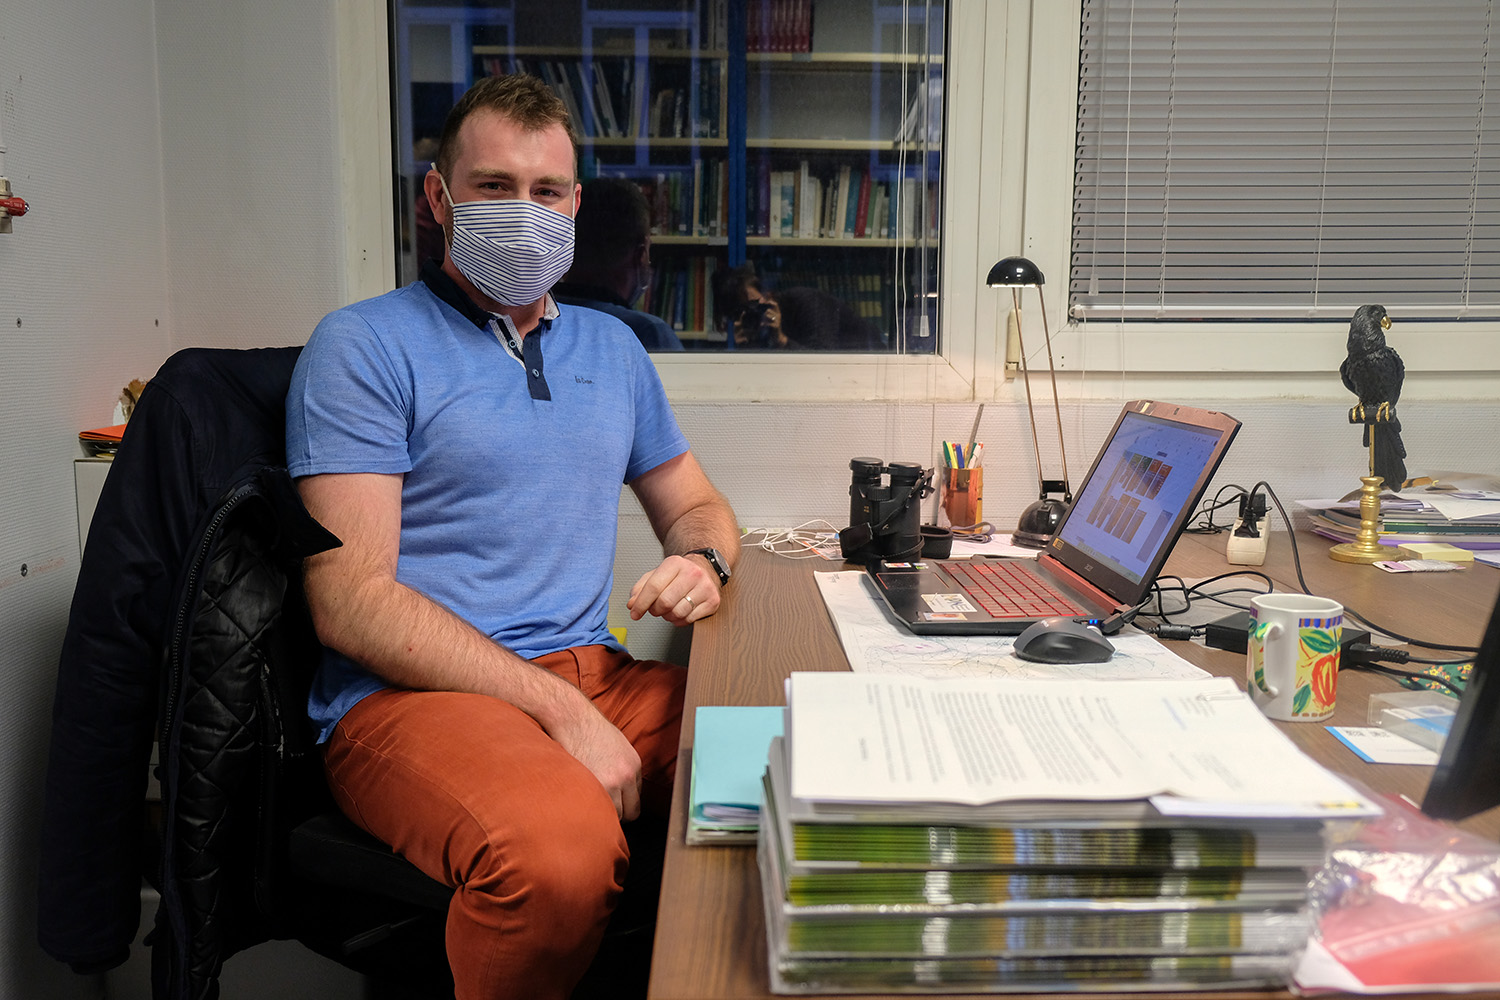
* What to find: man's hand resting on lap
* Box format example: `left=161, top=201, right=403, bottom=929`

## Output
left=547, top=702, right=643, bottom=821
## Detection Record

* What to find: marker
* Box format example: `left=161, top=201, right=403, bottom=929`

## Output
left=970, top=443, right=984, bottom=468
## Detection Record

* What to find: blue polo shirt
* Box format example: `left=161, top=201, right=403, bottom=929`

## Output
left=286, top=264, right=689, bottom=741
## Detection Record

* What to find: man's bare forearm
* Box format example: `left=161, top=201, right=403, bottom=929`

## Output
left=662, top=490, right=741, bottom=569
left=305, top=561, right=589, bottom=731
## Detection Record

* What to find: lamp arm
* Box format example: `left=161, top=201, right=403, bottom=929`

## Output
left=1036, top=289, right=1070, bottom=491
left=1012, top=288, right=1047, bottom=494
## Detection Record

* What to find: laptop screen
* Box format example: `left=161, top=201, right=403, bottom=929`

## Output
left=1049, top=402, right=1240, bottom=608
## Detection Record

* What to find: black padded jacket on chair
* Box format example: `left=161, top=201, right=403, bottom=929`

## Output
left=37, top=347, right=451, bottom=1000
left=39, top=345, right=662, bottom=1000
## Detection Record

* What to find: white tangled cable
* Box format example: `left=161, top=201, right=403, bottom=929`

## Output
left=742, top=520, right=843, bottom=560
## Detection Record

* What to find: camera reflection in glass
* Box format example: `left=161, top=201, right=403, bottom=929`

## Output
left=714, top=263, right=882, bottom=352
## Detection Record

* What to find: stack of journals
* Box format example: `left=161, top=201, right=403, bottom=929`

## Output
left=688, top=705, right=784, bottom=845
left=1300, top=491, right=1500, bottom=549
left=758, top=673, right=1380, bottom=994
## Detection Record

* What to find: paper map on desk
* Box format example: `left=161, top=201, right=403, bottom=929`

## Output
left=813, top=571, right=1209, bottom=681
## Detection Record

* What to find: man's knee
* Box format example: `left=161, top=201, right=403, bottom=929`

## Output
left=466, top=781, right=629, bottom=920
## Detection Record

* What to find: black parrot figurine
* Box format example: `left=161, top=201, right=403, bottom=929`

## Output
left=1339, top=304, right=1407, bottom=490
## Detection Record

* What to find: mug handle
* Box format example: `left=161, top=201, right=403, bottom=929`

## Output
left=1253, top=621, right=1283, bottom=697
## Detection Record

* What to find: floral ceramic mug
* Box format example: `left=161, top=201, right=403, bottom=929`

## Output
left=1247, top=594, right=1343, bottom=722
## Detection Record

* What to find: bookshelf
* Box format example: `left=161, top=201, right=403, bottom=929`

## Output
left=391, top=0, right=946, bottom=352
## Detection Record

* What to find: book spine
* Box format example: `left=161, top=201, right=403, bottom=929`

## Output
left=757, top=159, right=771, bottom=237
left=854, top=170, right=872, bottom=238
left=779, top=170, right=796, bottom=237
left=843, top=168, right=862, bottom=238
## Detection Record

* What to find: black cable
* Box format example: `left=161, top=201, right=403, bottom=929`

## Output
left=1343, top=662, right=1466, bottom=698
left=1256, top=481, right=1481, bottom=655
left=1156, top=572, right=1273, bottom=617
left=1404, top=653, right=1474, bottom=666
left=1184, top=484, right=1248, bottom=535
left=1186, top=570, right=1273, bottom=601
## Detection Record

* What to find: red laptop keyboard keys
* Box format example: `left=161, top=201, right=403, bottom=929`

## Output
left=947, top=561, right=1087, bottom=619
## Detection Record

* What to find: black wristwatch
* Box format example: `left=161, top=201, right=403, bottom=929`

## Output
left=687, top=547, right=731, bottom=587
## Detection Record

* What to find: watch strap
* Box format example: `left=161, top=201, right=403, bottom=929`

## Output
left=687, top=547, right=730, bottom=586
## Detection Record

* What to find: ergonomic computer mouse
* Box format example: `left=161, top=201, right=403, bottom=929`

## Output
left=1012, top=617, right=1116, bottom=664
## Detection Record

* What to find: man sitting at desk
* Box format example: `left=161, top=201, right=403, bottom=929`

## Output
left=553, top=176, right=685, bottom=351
left=286, top=73, right=739, bottom=999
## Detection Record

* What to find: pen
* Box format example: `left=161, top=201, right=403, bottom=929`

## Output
left=954, top=443, right=964, bottom=469
left=964, top=404, right=985, bottom=470
left=970, top=443, right=983, bottom=468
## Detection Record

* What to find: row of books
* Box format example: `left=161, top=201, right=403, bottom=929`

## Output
left=750, top=162, right=940, bottom=242
left=644, top=254, right=720, bottom=334
left=757, top=672, right=1378, bottom=992
left=894, top=75, right=944, bottom=144
left=747, top=0, right=814, bottom=54
left=480, top=56, right=720, bottom=141
left=700, top=0, right=731, bottom=52
left=637, top=163, right=728, bottom=239
left=768, top=259, right=894, bottom=336
left=623, top=160, right=941, bottom=244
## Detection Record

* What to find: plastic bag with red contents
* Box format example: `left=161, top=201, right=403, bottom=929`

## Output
left=1296, top=792, right=1500, bottom=994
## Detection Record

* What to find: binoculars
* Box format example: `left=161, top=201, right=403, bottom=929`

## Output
left=839, top=457, right=933, bottom=563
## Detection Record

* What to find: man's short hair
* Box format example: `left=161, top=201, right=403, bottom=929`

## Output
left=435, top=74, right=580, bottom=180
left=573, top=177, right=652, bottom=271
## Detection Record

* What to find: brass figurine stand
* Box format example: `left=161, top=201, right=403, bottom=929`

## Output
left=1329, top=405, right=1415, bottom=564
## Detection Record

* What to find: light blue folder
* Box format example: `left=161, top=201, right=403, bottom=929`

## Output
left=688, top=705, right=784, bottom=844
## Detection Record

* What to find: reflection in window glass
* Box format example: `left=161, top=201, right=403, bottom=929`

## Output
left=390, top=0, right=947, bottom=353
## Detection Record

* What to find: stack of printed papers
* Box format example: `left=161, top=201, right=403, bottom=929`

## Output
left=758, top=672, right=1378, bottom=994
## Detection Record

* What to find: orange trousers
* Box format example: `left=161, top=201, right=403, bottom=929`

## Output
left=322, top=645, right=685, bottom=1000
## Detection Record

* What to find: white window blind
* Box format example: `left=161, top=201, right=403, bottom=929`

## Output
left=1071, top=0, right=1500, bottom=321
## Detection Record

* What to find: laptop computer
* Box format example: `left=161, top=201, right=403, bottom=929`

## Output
left=868, top=400, right=1241, bottom=635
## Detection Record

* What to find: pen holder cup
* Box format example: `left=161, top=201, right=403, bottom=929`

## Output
left=943, top=467, right=983, bottom=528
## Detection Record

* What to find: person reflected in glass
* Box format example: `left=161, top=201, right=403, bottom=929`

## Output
left=412, top=136, right=445, bottom=267
left=712, top=263, right=883, bottom=352
left=553, top=176, right=685, bottom=352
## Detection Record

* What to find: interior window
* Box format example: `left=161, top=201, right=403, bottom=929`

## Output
left=390, top=0, right=949, bottom=354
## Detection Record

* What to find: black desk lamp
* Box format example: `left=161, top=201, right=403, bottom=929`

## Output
left=986, top=256, right=1072, bottom=548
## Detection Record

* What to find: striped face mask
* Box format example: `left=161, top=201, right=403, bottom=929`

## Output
left=437, top=171, right=575, bottom=307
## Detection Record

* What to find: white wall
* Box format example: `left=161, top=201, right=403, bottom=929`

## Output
left=155, top=0, right=349, bottom=344
left=1, top=0, right=364, bottom=995
left=0, top=0, right=169, bottom=995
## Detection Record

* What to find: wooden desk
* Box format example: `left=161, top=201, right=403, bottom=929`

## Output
left=648, top=532, right=1500, bottom=1000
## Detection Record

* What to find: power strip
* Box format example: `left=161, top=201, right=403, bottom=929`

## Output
left=1226, top=517, right=1269, bottom=566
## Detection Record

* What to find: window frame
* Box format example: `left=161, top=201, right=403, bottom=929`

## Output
left=338, top=0, right=1018, bottom=403
left=1025, top=0, right=1500, bottom=379
left=337, top=0, right=1500, bottom=397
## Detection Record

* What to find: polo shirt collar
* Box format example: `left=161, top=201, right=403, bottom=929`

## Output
left=418, top=258, right=559, bottom=330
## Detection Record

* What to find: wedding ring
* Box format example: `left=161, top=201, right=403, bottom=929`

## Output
left=684, top=594, right=695, bottom=610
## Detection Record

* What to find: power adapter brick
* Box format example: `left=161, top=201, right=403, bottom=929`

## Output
left=1203, top=610, right=1368, bottom=656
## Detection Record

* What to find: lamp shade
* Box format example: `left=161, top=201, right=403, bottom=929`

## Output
left=986, top=256, right=1045, bottom=288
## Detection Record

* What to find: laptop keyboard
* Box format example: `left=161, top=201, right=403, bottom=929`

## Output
left=946, top=561, right=1088, bottom=619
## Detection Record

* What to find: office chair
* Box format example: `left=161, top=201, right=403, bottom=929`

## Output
left=40, top=347, right=660, bottom=1000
